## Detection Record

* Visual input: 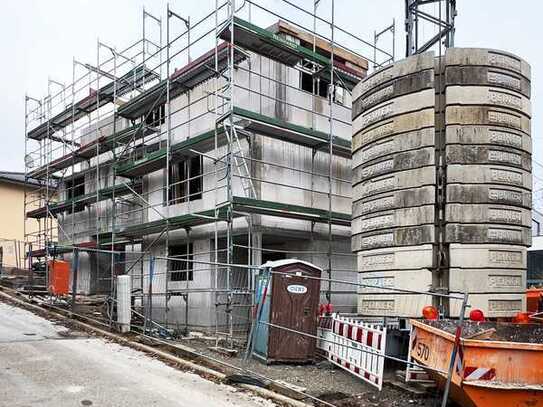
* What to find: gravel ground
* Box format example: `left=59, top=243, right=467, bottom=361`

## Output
left=425, top=320, right=543, bottom=343
left=317, top=390, right=440, bottom=407
left=185, top=339, right=444, bottom=406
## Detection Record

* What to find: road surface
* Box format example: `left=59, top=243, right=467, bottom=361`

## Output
left=0, top=302, right=275, bottom=407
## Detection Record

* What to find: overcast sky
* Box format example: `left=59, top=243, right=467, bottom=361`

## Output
left=2, top=0, right=541, bottom=203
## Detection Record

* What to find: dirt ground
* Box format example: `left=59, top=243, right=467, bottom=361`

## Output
left=183, top=338, right=445, bottom=406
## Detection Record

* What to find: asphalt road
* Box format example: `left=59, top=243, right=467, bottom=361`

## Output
left=0, top=302, right=275, bottom=407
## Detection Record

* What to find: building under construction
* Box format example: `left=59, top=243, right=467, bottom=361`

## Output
left=23, top=1, right=399, bottom=339
left=17, top=2, right=543, bottom=405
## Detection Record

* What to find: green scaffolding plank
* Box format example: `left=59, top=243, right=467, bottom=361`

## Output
left=80, top=194, right=350, bottom=241
left=119, top=203, right=231, bottom=238
left=219, top=17, right=363, bottom=90
left=231, top=196, right=351, bottom=226
left=28, top=65, right=158, bottom=141
left=115, top=127, right=227, bottom=178
left=116, top=195, right=350, bottom=238
left=220, top=17, right=330, bottom=67
left=27, top=124, right=158, bottom=180
left=116, top=80, right=167, bottom=121
left=115, top=147, right=167, bottom=178
left=95, top=233, right=140, bottom=247
left=233, top=107, right=352, bottom=158
left=78, top=124, right=158, bottom=159
left=98, top=181, right=142, bottom=199
left=116, top=106, right=352, bottom=178
left=118, top=43, right=246, bottom=120
left=26, top=182, right=141, bottom=219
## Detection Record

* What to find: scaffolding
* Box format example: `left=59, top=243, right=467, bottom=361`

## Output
left=24, top=0, right=395, bottom=345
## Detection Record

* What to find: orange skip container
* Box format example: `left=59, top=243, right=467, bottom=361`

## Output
left=410, top=319, right=543, bottom=407
left=47, top=260, right=71, bottom=296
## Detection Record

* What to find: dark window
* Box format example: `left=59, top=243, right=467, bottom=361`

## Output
left=168, top=161, right=183, bottom=205
left=299, top=72, right=332, bottom=99
left=169, top=243, right=193, bottom=282
left=189, top=155, right=203, bottom=200
left=167, top=156, right=203, bottom=205
left=65, top=176, right=85, bottom=214
left=300, top=71, right=313, bottom=93
left=144, top=104, right=165, bottom=127
left=262, top=250, right=286, bottom=264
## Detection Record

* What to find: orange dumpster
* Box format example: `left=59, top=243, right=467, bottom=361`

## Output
left=527, top=288, right=543, bottom=313
left=409, top=319, right=543, bottom=407
left=47, top=260, right=71, bottom=296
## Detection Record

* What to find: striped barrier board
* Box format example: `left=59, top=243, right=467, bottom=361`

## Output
left=455, top=342, right=496, bottom=381
left=317, top=314, right=387, bottom=390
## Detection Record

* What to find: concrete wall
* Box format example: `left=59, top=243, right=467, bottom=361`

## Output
left=140, top=234, right=355, bottom=331
left=58, top=165, right=143, bottom=242
left=146, top=52, right=352, bottom=224
left=57, top=116, right=143, bottom=294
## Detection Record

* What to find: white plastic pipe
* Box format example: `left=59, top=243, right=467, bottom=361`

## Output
left=117, top=275, right=131, bottom=333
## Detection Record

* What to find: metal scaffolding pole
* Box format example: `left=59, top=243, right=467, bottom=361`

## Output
left=405, top=0, right=456, bottom=56
left=326, top=0, right=335, bottom=305
left=213, top=0, right=221, bottom=347
left=373, top=19, right=395, bottom=69
left=226, top=0, right=236, bottom=348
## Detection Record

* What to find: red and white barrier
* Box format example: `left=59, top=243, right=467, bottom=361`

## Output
left=463, top=367, right=496, bottom=381
left=317, top=314, right=387, bottom=390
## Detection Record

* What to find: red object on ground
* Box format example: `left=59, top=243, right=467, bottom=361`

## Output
left=512, top=312, right=532, bottom=324
left=319, top=303, right=326, bottom=315
left=47, top=260, right=71, bottom=295
left=422, top=305, right=439, bottom=320
left=469, top=309, right=486, bottom=322
left=325, top=303, right=333, bottom=314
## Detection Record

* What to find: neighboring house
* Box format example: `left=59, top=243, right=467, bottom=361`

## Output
left=0, top=171, right=42, bottom=270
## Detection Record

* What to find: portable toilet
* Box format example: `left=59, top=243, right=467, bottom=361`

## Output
left=252, top=259, right=322, bottom=364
